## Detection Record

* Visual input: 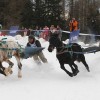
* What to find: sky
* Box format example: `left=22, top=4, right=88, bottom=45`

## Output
left=0, top=35, right=100, bottom=100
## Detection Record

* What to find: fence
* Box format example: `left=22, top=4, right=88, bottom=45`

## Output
left=0, top=29, right=100, bottom=44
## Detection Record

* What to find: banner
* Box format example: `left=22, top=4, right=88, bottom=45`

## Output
left=69, top=29, right=80, bottom=43
left=9, top=26, right=19, bottom=36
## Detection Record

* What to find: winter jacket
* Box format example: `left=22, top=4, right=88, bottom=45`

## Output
left=69, top=20, right=78, bottom=32
left=27, top=40, right=41, bottom=47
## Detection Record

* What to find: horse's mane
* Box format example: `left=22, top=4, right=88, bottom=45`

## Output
left=6, top=41, right=20, bottom=49
left=49, top=35, right=62, bottom=47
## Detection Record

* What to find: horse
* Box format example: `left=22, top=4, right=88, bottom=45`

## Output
left=0, top=40, right=23, bottom=78
left=48, top=34, right=90, bottom=77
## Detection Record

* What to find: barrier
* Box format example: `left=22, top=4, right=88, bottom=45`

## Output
left=0, top=29, right=100, bottom=36
left=62, top=30, right=100, bottom=36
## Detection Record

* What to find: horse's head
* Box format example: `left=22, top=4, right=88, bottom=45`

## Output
left=48, top=44, right=55, bottom=52
left=48, top=35, right=62, bottom=52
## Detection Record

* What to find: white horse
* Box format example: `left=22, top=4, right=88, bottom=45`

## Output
left=0, top=40, right=23, bottom=78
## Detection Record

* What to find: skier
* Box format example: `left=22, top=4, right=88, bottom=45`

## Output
left=26, top=35, right=48, bottom=64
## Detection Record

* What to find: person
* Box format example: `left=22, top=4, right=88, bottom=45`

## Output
left=34, top=26, right=41, bottom=38
left=0, top=24, right=2, bottom=35
left=56, top=25, right=62, bottom=40
left=23, top=28, right=28, bottom=36
left=42, top=26, right=49, bottom=41
left=0, top=24, right=2, bottom=30
left=69, top=18, right=79, bottom=43
left=49, top=25, right=57, bottom=37
left=69, top=18, right=78, bottom=32
left=26, top=35, right=48, bottom=64
left=50, top=25, right=56, bottom=34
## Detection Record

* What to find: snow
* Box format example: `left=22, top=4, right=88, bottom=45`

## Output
left=0, top=35, right=100, bottom=100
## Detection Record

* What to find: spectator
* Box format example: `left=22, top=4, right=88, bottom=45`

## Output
left=56, top=25, right=62, bottom=40
left=69, top=18, right=78, bottom=32
left=0, top=24, right=2, bottom=35
left=24, top=28, right=28, bottom=36
left=0, top=24, right=2, bottom=30
left=43, top=26, right=49, bottom=41
left=49, top=25, right=57, bottom=37
left=69, top=18, right=79, bottom=43
left=27, top=28, right=32, bottom=36
left=34, top=26, right=40, bottom=38
left=50, top=25, right=56, bottom=33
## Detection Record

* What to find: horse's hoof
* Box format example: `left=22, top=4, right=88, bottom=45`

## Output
left=9, top=70, right=13, bottom=74
left=18, top=75, right=22, bottom=78
left=87, top=68, right=90, bottom=72
left=8, top=67, right=13, bottom=74
left=68, top=73, right=74, bottom=77
left=4, top=68, right=9, bottom=76
left=73, top=70, right=79, bottom=76
left=18, top=76, right=22, bottom=78
left=88, top=69, right=90, bottom=72
left=18, top=70, right=22, bottom=78
left=8, top=69, right=13, bottom=74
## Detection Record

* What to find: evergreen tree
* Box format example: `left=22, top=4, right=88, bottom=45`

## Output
left=45, top=0, right=62, bottom=25
left=0, top=0, right=65, bottom=29
left=44, top=0, right=63, bottom=26
left=20, top=0, right=34, bottom=28
left=33, top=0, right=64, bottom=27
left=33, top=0, right=46, bottom=27
left=0, top=0, right=34, bottom=28
left=0, top=0, right=8, bottom=27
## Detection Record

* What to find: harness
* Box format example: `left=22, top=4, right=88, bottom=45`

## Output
left=56, top=43, right=98, bottom=56
left=0, top=38, right=24, bottom=58
left=56, top=43, right=73, bottom=58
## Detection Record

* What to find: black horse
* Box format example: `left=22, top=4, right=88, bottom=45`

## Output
left=48, top=34, right=90, bottom=77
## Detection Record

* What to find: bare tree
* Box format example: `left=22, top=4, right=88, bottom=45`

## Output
left=68, top=0, right=100, bottom=33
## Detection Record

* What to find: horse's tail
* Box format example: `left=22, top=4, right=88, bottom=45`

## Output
left=76, top=55, right=81, bottom=62
left=72, top=43, right=83, bottom=62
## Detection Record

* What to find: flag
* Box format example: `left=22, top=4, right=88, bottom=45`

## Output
left=9, top=26, right=19, bottom=36
left=69, top=29, right=80, bottom=43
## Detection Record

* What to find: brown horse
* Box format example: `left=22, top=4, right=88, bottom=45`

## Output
left=0, top=40, right=23, bottom=78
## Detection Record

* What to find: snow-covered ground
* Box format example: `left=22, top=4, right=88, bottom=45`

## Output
left=0, top=35, right=100, bottom=100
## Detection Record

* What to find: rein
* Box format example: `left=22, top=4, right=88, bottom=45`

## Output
left=56, top=43, right=73, bottom=56
left=55, top=43, right=90, bottom=55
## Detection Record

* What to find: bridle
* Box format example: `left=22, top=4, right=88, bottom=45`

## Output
left=49, top=36, right=73, bottom=55
left=49, top=43, right=71, bottom=55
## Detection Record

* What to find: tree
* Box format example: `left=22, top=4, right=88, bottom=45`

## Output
left=20, top=0, right=34, bottom=28
left=0, top=0, right=34, bottom=28
left=2, top=0, right=24, bottom=28
left=0, top=0, right=68, bottom=29
left=0, top=0, right=8, bottom=27
left=33, top=0, right=46, bottom=27
left=45, top=0, right=64, bottom=27
left=33, top=0, right=64, bottom=28
left=68, top=0, right=100, bottom=33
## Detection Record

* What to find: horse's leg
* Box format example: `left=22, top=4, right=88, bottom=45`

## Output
left=6, top=59, right=14, bottom=74
left=72, top=63, right=79, bottom=76
left=14, top=56, right=22, bottom=78
left=80, top=54, right=90, bottom=72
left=69, top=63, right=79, bottom=76
left=0, top=61, right=9, bottom=76
left=60, top=63, right=73, bottom=77
left=0, top=69, right=7, bottom=76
